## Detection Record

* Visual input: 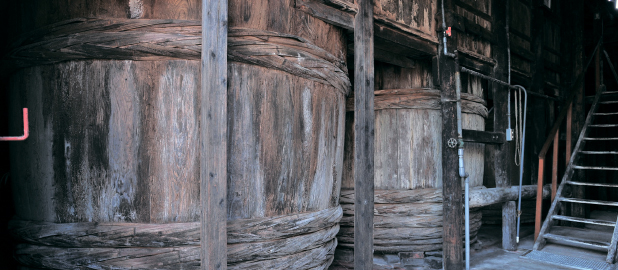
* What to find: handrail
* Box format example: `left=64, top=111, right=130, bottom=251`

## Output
left=534, top=39, right=602, bottom=241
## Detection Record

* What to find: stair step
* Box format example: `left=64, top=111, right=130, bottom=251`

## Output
left=602, top=91, right=618, bottom=95
left=584, top=137, right=618, bottom=140
left=523, top=250, right=613, bottom=270
left=559, top=197, right=618, bottom=207
left=590, top=124, right=618, bottom=127
left=567, top=181, right=618, bottom=188
left=573, top=165, right=618, bottom=171
left=600, top=101, right=618, bottom=104
left=552, top=215, right=616, bottom=227
left=543, top=233, right=610, bottom=251
left=580, top=151, right=618, bottom=154
left=594, top=112, right=618, bottom=116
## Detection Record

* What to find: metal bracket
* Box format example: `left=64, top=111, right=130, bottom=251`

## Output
left=0, top=108, right=29, bottom=141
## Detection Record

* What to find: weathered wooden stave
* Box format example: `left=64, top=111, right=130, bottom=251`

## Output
left=7, top=0, right=350, bottom=269
left=333, top=86, right=487, bottom=268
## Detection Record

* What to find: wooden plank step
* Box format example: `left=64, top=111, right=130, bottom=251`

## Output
left=559, top=198, right=618, bottom=207
left=590, top=124, right=618, bottom=127
left=602, top=91, right=618, bottom=95
left=567, top=181, right=618, bottom=188
left=552, top=215, right=616, bottom=227
left=573, top=165, right=618, bottom=171
left=580, top=151, right=618, bottom=154
left=600, top=101, right=618, bottom=104
left=543, top=233, right=610, bottom=251
left=584, top=137, right=618, bottom=140
left=594, top=112, right=618, bottom=116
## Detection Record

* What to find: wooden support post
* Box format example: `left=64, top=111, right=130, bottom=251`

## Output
left=490, top=0, right=516, bottom=251
left=353, top=0, right=374, bottom=269
left=558, top=0, right=585, bottom=226
left=438, top=0, right=463, bottom=268
left=566, top=104, right=572, bottom=165
left=503, top=201, right=517, bottom=247
left=201, top=0, right=228, bottom=269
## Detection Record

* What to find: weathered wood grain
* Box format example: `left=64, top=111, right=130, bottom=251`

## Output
left=15, top=237, right=338, bottom=270
left=346, top=89, right=488, bottom=116
left=335, top=209, right=482, bottom=253
left=353, top=0, right=375, bottom=268
left=10, top=206, right=342, bottom=248
left=373, top=0, right=437, bottom=43
left=439, top=0, right=463, bottom=267
left=8, top=1, right=350, bottom=270
left=342, top=89, right=487, bottom=190
left=339, top=185, right=551, bottom=209
left=489, top=0, right=516, bottom=251
left=10, top=60, right=201, bottom=224
left=202, top=0, right=228, bottom=268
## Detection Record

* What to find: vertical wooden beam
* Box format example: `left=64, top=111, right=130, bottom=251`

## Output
left=353, top=0, right=374, bottom=269
left=201, top=0, right=228, bottom=269
left=562, top=0, right=585, bottom=224
left=491, top=0, right=516, bottom=251
left=566, top=104, right=572, bottom=165
left=439, top=0, right=463, bottom=268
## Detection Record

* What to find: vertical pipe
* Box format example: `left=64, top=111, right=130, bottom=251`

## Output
left=514, top=85, right=527, bottom=244
left=535, top=158, right=544, bottom=241
left=201, top=0, right=228, bottom=268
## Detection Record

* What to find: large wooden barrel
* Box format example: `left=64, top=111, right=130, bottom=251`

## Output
left=5, top=1, right=348, bottom=269
left=331, top=64, right=487, bottom=268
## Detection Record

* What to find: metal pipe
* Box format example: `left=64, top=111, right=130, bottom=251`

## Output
left=441, top=0, right=456, bottom=58
left=513, top=85, right=528, bottom=244
left=0, top=108, right=29, bottom=142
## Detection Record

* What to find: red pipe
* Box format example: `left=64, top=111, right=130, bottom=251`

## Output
left=0, top=108, right=29, bottom=141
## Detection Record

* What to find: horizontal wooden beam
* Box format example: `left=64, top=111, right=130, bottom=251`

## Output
left=295, top=0, right=354, bottom=30
left=462, top=129, right=505, bottom=145
left=469, top=184, right=552, bottom=208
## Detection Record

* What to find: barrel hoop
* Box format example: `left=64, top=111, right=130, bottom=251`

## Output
left=14, top=238, right=337, bottom=270
left=345, top=89, right=488, bottom=118
left=227, top=28, right=350, bottom=96
left=10, top=206, right=342, bottom=269
left=336, top=188, right=482, bottom=252
left=4, top=18, right=350, bottom=95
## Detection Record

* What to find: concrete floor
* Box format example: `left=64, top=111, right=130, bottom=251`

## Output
left=470, top=211, right=618, bottom=270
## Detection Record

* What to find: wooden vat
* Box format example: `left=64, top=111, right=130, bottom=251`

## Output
left=6, top=0, right=348, bottom=269
left=332, top=84, right=487, bottom=268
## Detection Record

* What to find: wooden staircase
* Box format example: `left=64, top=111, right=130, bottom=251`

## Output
left=532, top=84, right=618, bottom=266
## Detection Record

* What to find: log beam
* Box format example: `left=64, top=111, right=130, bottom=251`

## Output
left=438, top=0, right=463, bottom=268
left=201, top=0, right=228, bottom=269
left=353, top=0, right=375, bottom=268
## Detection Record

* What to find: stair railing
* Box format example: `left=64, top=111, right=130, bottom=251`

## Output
left=534, top=39, right=603, bottom=241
